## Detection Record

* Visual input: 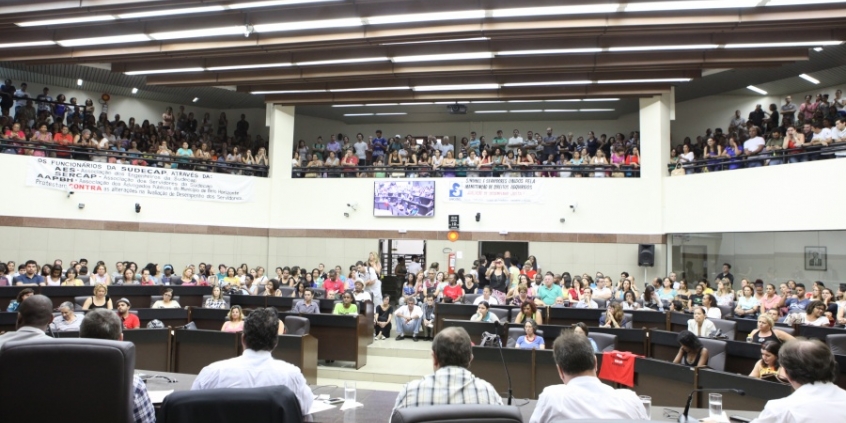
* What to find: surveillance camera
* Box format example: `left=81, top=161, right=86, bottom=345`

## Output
left=135, top=203, right=141, bottom=213
left=78, top=203, right=85, bottom=209
left=67, top=191, right=74, bottom=197
left=344, top=212, right=350, bottom=218
left=570, top=203, right=578, bottom=212
left=559, top=218, right=565, bottom=223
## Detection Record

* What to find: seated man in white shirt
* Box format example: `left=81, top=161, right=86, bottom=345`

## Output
left=394, top=297, right=423, bottom=341
left=751, top=338, right=846, bottom=423
left=592, top=277, right=613, bottom=304
left=192, top=307, right=314, bottom=414
left=531, top=332, right=648, bottom=422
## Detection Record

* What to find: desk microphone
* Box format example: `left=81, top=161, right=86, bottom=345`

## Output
left=679, top=388, right=745, bottom=423
left=492, top=320, right=513, bottom=405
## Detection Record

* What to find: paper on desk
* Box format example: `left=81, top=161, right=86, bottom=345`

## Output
left=340, top=401, right=363, bottom=411
left=308, top=401, right=336, bottom=415
left=148, top=390, right=174, bottom=404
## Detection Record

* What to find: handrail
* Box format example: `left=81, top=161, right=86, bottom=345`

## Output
left=0, top=137, right=268, bottom=176
left=292, top=163, right=641, bottom=177
left=667, top=142, right=846, bottom=175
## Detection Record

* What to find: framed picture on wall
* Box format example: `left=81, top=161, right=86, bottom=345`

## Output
left=805, top=246, right=827, bottom=271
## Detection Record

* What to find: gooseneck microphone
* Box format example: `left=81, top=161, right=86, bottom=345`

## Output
left=492, top=320, right=513, bottom=405
left=679, top=388, right=745, bottom=423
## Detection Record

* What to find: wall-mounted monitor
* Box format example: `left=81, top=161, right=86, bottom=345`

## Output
left=374, top=181, right=435, bottom=217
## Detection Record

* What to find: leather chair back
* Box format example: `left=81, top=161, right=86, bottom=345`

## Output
left=506, top=327, right=544, bottom=347
left=279, top=287, right=294, bottom=297
left=776, top=325, right=795, bottom=336
left=828, top=334, right=846, bottom=355
left=74, top=295, right=89, bottom=309
left=284, top=316, right=310, bottom=335
left=201, top=295, right=230, bottom=308
left=699, top=338, right=728, bottom=371
left=588, top=332, right=618, bottom=352
left=717, top=305, right=733, bottom=319
left=311, top=288, right=326, bottom=299
left=0, top=338, right=136, bottom=423
left=151, top=295, right=182, bottom=304
left=488, top=308, right=508, bottom=323
left=79, top=275, right=91, bottom=285
left=391, top=404, right=522, bottom=423
left=463, top=294, right=481, bottom=305
left=709, top=318, right=737, bottom=340
left=161, top=385, right=303, bottom=423
left=623, top=313, right=633, bottom=329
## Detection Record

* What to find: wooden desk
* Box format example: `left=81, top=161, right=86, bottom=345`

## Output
left=230, top=294, right=269, bottom=309
left=272, top=334, right=319, bottom=385
left=123, top=328, right=171, bottom=372
left=634, top=357, right=697, bottom=407
left=591, top=327, right=648, bottom=356
left=798, top=324, right=846, bottom=341
left=697, top=368, right=793, bottom=411
left=434, top=303, right=514, bottom=334
left=471, top=346, right=534, bottom=399
left=0, top=312, right=16, bottom=332
left=545, top=307, right=604, bottom=327
left=172, top=329, right=241, bottom=375
left=668, top=311, right=691, bottom=333
left=137, top=308, right=189, bottom=328
left=281, top=313, right=369, bottom=369
left=649, top=329, right=681, bottom=361
left=724, top=340, right=763, bottom=375
left=441, top=319, right=497, bottom=345
left=628, top=310, right=669, bottom=330
left=189, top=307, right=230, bottom=330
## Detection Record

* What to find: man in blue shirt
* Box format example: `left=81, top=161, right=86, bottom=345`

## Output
left=13, top=260, right=44, bottom=286
left=371, top=130, right=387, bottom=162
left=785, top=283, right=811, bottom=314
left=467, top=131, right=480, bottom=156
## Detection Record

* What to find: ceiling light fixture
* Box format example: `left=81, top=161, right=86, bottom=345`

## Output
left=474, top=110, right=509, bottom=114
left=725, top=41, right=843, bottom=48
left=623, top=0, right=758, bottom=12
left=381, top=37, right=490, bottom=46
left=597, top=78, right=692, bottom=84
left=492, top=4, right=619, bottom=18
left=253, top=18, right=363, bottom=33
left=510, top=109, right=543, bottom=113
left=470, top=101, right=506, bottom=104
left=118, top=6, right=225, bottom=19
left=799, top=74, right=821, bottom=84
left=77, top=79, right=83, bottom=86
left=608, top=44, right=719, bottom=52
left=582, top=98, right=621, bottom=101
left=331, top=104, right=365, bottom=107
left=125, top=67, right=205, bottom=76
left=813, top=47, right=824, bottom=52
left=579, top=109, right=615, bottom=112
left=546, top=99, right=582, bottom=102
left=329, top=86, right=410, bottom=92
left=295, top=57, right=388, bottom=66
left=767, top=0, right=846, bottom=5
left=497, top=48, right=602, bottom=56
left=206, top=63, right=292, bottom=71
left=366, top=10, right=485, bottom=25
left=398, top=102, right=435, bottom=105
left=0, top=41, right=56, bottom=48
left=227, top=0, right=343, bottom=9
left=544, top=109, right=579, bottom=112
left=746, top=85, right=768, bottom=95
left=344, top=113, right=375, bottom=116
left=375, top=112, right=407, bottom=116
left=503, top=80, right=592, bottom=87
left=413, top=84, right=501, bottom=91
left=392, top=52, right=493, bottom=63
left=17, top=15, right=115, bottom=27
left=150, top=26, right=247, bottom=41
left=362, top=103, right=400, bottom=107
left=192, top=97, right=199, bottom=102
left=131, top=88, right=139, bottom=94
left=251, top=89, right=327, bottom=94
left=57, top=34, right=151, bottom=47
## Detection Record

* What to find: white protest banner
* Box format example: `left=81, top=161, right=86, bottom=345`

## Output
left=445, top=177, right=542, bottom=204
left=25, top=157, right=255, bottom=203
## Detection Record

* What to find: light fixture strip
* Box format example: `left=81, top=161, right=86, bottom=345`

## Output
left=746, top=85, right=768, bottom=95
left=57, top=34, right=152, bottom=47
left=295, top=57, right=388, bottom=66
left=124, top=67, right=205, bottom=76
left=118, top=6, right=225, bottom=19
left=251, top=89, right=327, bottom=94
left=150, top=26, right=247, bottom=41
left=207, top=63, right=292, bottom=71
left=798, top=74, right=820, bottom=84
left=17, top=15, right=115, bottom=27
left=380, top=37, right=490, bottom=46
left=392, top=52, right=493, bottom=63
left=0, top=41, right=56, bottom=48
left=328, top=86, right=410, bottom=93
left=413, top=84, right=501, bottom=91
left=725, top=41, right=844, bottom=48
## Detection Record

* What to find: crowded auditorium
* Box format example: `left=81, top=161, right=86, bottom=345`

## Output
left=2, top=1, right=846, bottom=423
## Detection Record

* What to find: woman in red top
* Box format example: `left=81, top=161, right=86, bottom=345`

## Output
left=53, top=124, right=74, bottom=158
left=4, top=122, right=25, bottom=154
left=626, top=146, right=640, bottom=176
left=341, top=149, right=358, bottom=178
left=568, top=277, right=583, bottom=302
left=442, top=274, right=464, bottom=303
left=29, top=123, right=52, bottom=157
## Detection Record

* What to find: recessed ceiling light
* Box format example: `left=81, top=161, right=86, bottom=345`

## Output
left=131, top=88, right=138, bottom=94
left=398, top=102, right=435, bottom=105
left=392, top=52, right=493, bottom=63
left=608, top=44, right=718, bottom=52
left=474, top=110, right=508, bottom=114
left=799, top=74, right=821, bottom=84
left=192, top=97, right=199, bottom=103
left=118, top=6, right=225, bottom=19
left=582, top=98, right=621, bottom=101
left=150, top=26, right=247, bottom=41
left=328, top=86, right=410, bottom=93
left=362, top=103, right=400, bottom=107
left=579, top=109, right=615, bottom=112
left=207, top=63, right=292, bottom=71
left=125, top=67, right=205, bottom=76
left=17, top=15, right=115, bottom=27
left=227, top=0, right=343, bottom=9
left=253, top=18, right=363, bottom=33
left=295, top=57, right=388, bottom=66
left=331, top=104, right=365, bottom=107
left=251, top=89, right=327, bottom=94
left=746, top=85, right=768, bottom=95
left=0, top=41, right=56, bottom=48
left=77, top=79, right=83, bottom=86
left=57, top=34, right=151, bottom=47
left=470, top=101, right=505, bottom=104
left=725, top=41, right=843, bottom=49
left=366, top=10, right=485, bottom=25
left=413, top=84, right=501, bottom=91
left=381, top=37, right=490, bottom=46
left=375, top=113, right=407, bottom=116
left=544, top=109, right=579, bottom=112
left=344, top=113, right=375, bottom=116
left=503, top=80, right=592, bottom=87
left=546, top=99, right=582, bottom=102
left=623, top=0, right=759, bottom=12
left=497, top=48, right=602, bottom=56
left=510, top=109, right=544, bottom=113
left=597, top=78, right=691, bottom=84
left=492, top=4, right=619, bottom=18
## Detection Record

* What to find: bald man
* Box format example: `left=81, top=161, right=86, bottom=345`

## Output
left=0, top=294, right=53, bottom=350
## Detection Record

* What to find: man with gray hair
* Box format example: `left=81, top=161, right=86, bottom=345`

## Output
left=51, top=301, right=82, bottom=332
left=752, top=338, right=846, bottom=423
left=393, top=297, right=423, bottom=341
left=530, top=332, right=647, bottom=422
left=0, top=294, right=53, bottom=350
left=80, top=309, right=155, bottom=423
left=391, top=327, right=501, bottom=419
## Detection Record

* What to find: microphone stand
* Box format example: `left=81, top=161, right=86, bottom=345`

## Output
left=493, top=320, right=513, bottom=405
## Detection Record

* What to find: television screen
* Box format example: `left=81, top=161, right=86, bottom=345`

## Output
left=374, top=181, right=435, bottom=217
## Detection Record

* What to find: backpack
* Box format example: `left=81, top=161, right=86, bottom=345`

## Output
left=479, top=331, right=501, bottom=347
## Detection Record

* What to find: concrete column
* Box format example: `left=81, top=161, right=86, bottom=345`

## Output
left=268, top=105, right=295, bottom=227
left=639, top=92, right=672, bottom=275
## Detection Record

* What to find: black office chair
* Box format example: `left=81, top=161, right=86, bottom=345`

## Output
left=699, top=338, right=728, bottom=371
left=717, top=304, right=734, bottom=319
left=488, top=308, right=508, bottom=323
left=588, top=332, right=618, bottom=352
left=311, top=288, right=326, bottom=299
left=201, top=295, right=230, bottom=308
left=74, top=295, right=89, bottom=310
left=463, top=294, right=481, bottom=304
left=709, top=318, right=737, bottom=340
left=279, top=287, right=294, bottom=297
left=391, top=404, right=522, bottom=423
left=827, top=334, right=846, bottom=355
left=160, top=385, right=303, bottom=423
left=0, top=338, right=135, bottom=423
left=151, top=295, right=182, bottom=304
left=506, top=327, right=544, bottom=348
left=284, top=316, right=310, bottom=335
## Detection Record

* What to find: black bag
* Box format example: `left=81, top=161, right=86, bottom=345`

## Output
left=480, top=331, right=501, bottom=347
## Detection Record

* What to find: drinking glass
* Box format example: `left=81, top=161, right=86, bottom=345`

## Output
left=344, top=381, right=356, bottom=402
left=709, top=393, right=723, bottom=419
left=639, top=395, right=651, bottom=419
